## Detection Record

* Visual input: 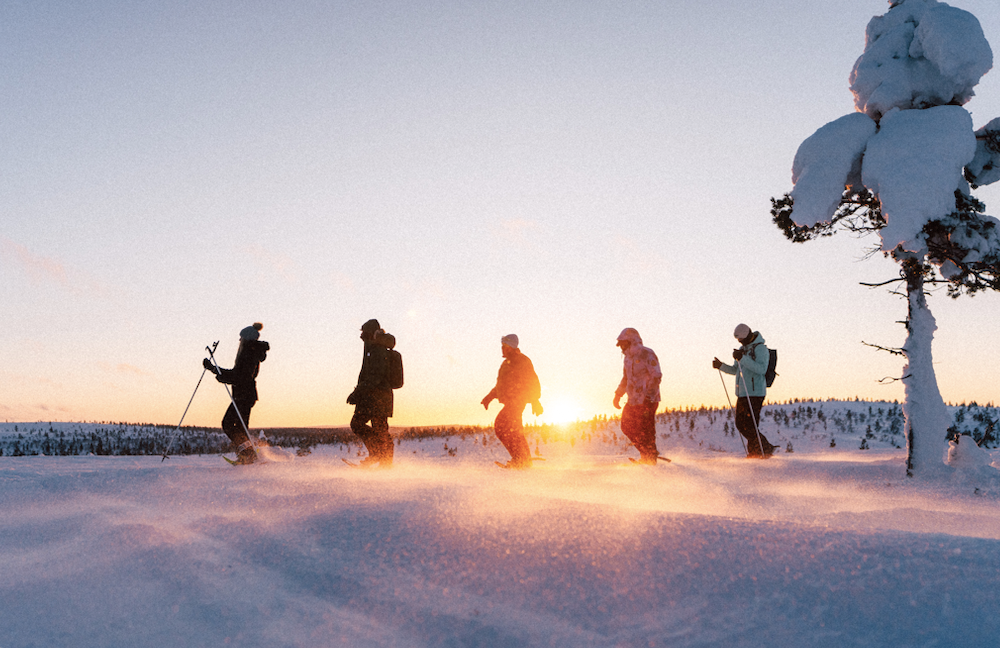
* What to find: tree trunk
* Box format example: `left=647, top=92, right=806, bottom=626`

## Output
left=900, top=259, right=950, bottom=476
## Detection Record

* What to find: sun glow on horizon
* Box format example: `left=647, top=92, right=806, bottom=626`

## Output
left=537, top=396, right=587, bottom=426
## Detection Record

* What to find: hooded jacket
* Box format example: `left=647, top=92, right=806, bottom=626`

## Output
left=719, top=332, right=768, bottom=398
left=615, top=329, right=662, bottom=406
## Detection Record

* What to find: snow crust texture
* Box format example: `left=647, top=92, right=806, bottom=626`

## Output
left=790, top=113, right=876, bottom=227
left=862, top=105, right=975, bottom=253
left=2, top=405, right=999, bottom=648
left=851, top=0, right=992, bottom=120
left=967, top=116, right=1000, bottom=188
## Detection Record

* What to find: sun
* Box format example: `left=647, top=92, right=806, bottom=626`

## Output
left=538, top=396, right=585, bottom=426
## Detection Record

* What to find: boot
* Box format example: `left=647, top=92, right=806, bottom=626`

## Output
left=234, top=441, right=258, bottom=465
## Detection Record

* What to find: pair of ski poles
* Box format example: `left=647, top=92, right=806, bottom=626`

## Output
left=717, top=360, right=766, bottom=457
left=160, top=341, right=256, bottom=461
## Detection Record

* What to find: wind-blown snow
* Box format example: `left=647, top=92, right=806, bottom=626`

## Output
left=2, top=406, right=999, bottom=647
left=850, top=0, right=993, bottom=120
left=861, top=105, right=976, bottom=253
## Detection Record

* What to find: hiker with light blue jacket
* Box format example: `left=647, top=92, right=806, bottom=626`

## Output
left=713, top=324, right=777, bottom=458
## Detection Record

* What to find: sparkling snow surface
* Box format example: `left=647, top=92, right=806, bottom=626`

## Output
left=2, top=410, right=999, bottom=647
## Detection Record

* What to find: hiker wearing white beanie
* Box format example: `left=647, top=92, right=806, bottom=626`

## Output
left=481, top=334, right=542, bottom=468
left=712, top=324, right=777, bottom=458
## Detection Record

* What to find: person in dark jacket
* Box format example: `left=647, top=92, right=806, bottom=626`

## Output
left=204, top=322, right=270, bottom=465
left=347, top=319, right=395, bottom=467
left=481, top=334, right=543, bottom=469
left=713, top=323, right=777, bottom=458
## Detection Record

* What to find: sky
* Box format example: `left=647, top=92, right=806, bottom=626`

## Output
left=4, top=0, right=1000, bottom=429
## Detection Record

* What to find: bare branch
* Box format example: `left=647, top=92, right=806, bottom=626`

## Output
left=860, top=278, right=903, bottom=288
left=863, top=341, right=905, bottom=356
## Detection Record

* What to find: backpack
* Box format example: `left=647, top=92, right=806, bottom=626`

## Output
left=387, top=349, right=404, bottom=389
left=750, top=343, right=779, bottom=388
left=765, top=349, right=778, bottom=388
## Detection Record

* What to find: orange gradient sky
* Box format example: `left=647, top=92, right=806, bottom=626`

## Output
left=3, top=1, right=1000, bottom=429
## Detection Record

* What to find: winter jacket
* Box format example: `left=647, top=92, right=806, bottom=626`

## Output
left=615, top=329, right=662, bottom=405
left=485, top=350, right=541, bottom=407
left=719, top=332, right=768, bottom=398
left=353, top=338, right=394, bottom=418
left=215, top=340, right=269, bottom=403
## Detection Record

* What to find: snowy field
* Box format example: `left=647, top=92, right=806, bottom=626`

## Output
left=2, top=402, right=1000, bottom=648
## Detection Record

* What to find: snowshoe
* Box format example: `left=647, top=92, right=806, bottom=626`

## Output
left=494, top=459, right=531, bottom=470
left=342, top=456, right=391, bottom=469
left=224, top=449, right=259, bottom=466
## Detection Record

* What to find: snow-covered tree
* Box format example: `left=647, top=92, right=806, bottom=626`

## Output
left=771, top=0, right=1000, bottom=476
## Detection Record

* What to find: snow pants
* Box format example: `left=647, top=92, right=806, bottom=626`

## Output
left=351, top=411, right=393, bottom=465
left=621, top=401, right=659, bottom=464
left=735, top=396, right=775, bottom=457
left=222, top=399, right=254, bottom=449
left=493, top=403, right=532, bottom=467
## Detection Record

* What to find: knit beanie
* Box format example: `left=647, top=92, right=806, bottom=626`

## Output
left=501, top=334, right=519, bottom=349
left=734, top=323, right=751, bottom=341
left=240, top=322, right=263, bottom=341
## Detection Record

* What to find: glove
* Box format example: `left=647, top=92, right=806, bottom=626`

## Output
left=733, top=349, right=744, bottom=361
left=531, top=401, right=544, bottom=416
left=346, top=390, right=358, bottom=405
left=481, top=395, right=494, bottom=410
left=203, top=358, right=216, bottom=373
left=712, top=358, right=722, bottom=369
left=613, top=393, right=622, bottom=410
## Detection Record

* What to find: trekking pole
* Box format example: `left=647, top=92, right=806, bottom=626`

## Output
left=718, top=368, right=748, bottom=455
left=735, top=360, right=766, bottom=456
left=161, top=341, right=218, bottom=461
left=206, top=343, right=257, bottom=453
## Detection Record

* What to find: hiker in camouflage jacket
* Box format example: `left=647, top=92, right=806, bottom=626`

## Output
left=614, top=328, right=662, bottom=465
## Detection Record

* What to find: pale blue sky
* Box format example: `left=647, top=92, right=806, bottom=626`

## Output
left=3, top=0, right=1000, bottom=428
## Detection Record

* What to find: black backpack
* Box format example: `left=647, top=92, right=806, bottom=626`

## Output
left=750, top=343, right=778, bottom=388
left=765, top=349, right=778, bottom=388
left=387, top=349, right=404, bottom=389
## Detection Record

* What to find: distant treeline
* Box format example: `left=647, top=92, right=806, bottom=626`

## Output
left=0, top=423, right=357, bottom=458
left=0, top=399, right=996, bottom=457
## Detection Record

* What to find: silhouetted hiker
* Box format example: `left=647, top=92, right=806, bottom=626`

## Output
left=347, top=319, right=396, bottom=467
left=613, top=328, right=663, bottom=465
left=204, top=323, right=270, bottom=465
left=713, top=323, right=777, bottom=458
left=481, top=334, right=542, bottom=469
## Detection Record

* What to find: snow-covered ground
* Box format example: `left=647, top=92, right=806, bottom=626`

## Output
left=2, top=402, right=999, bottom=647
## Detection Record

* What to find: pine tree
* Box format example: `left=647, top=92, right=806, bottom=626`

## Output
left=772, top=0, right=1000, bottom=476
